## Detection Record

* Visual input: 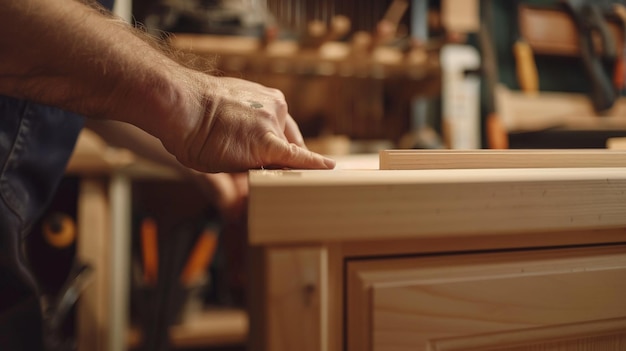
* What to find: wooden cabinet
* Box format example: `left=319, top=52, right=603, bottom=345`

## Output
left=347, top=245, right=626, bottom=351
left=247, top=151, right=626, bottom=351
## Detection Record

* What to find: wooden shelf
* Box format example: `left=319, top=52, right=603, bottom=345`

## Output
left=519, top=5, right=624, bottom=57
left=169, top=33, right=440, bottom=80
left=497, top=86, right=626, bottom=132
left=127, top=308, right=249, bottom=349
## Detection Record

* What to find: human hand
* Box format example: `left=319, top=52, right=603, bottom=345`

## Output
left=196, top=172, right=248, bottom=222
left=160, top=74, right=335, bottom=173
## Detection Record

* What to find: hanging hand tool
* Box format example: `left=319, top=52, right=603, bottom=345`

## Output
left=43, top=263, right=93, bottom=351
left=563, top=0, right=617, bottom=113
left=480, top=0, right=508, bottom=149
left=513, top=39, right=539, bottom=94
left=180, top=228, right=218, bottom=287
left=138, top=213, right=221, bottom=351
left=513, top=0, right=539, bottom=94
left=369, top=0, right=409, bottom=52
left=327, top=15, right=351, bottom=41
left=300, top=15, right=351, bottom=50
left=300, top=19, right=327, bottom=49
left=140, top=217, right=159, bottom=286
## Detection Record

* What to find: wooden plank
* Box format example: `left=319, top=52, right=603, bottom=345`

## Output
left=76, top=179, right=110, bottom=351
left=248, top=167, right=626, bottom=244
left=379, top=149, right=626, bottom=170
left=347, top=245, right=626, bottom=351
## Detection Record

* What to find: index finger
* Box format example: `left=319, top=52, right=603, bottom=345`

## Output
left=261, top=133, right=336, bottom=170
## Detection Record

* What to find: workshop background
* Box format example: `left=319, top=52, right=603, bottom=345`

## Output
left=24, top=1, right=626, bottom=351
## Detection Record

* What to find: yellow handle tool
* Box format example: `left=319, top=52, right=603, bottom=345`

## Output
left=513, top=40, right=539, bottom=94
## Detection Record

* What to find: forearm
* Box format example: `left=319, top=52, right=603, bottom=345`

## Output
left=0, top=0, right=197, bottom=138
left=0, top=0, right=334, bottom=173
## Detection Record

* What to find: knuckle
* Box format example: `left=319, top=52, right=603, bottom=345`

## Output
left=274, top=97, right=288, bottom=114
left=270, top=88, right=285, bottom=100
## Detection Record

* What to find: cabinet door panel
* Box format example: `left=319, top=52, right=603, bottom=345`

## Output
left=430, top=318, right=626, bottom=351
left=347, top=245, right=626, bottom=351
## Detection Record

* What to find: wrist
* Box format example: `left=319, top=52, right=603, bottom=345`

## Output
left=115, top=65, right=203, bottom=155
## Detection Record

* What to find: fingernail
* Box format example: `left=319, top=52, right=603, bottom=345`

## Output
left=323, top=157, right=336, bottom=169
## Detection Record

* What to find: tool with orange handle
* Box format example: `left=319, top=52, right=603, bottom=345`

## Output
left=140, top=217, right=159, bottom=286
left=180, top=228, right=218, bottom=286
left=613, top=4, right=626, bottom=93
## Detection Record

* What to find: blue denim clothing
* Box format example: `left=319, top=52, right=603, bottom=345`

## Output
left=0, top=1, right=114, bottom=350
left=0, top=97, right=84, bottom=350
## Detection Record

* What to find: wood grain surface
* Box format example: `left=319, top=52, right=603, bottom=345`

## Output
left=249, top=167, right=626, bottom=244
left=379, top=149, right=626, bottom=170
left=347, top=245, right=626, bottom=351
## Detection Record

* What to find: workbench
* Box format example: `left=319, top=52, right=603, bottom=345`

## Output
left=66, top=130, right=248, bottom=351
left=247, top=150, right=626, bottom=351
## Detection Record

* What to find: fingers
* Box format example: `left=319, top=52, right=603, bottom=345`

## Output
left=283, top=114, right=306, bottom=148
left=187, top=76, right=336, bottom=173
left=261, top=133, right=336, bottom=170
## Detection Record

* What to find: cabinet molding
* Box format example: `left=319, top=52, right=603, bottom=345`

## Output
left=347, top=245, right=626, bottom=351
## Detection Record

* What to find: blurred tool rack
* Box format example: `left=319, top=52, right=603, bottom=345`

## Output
left=169, top=34, right=441, bottom=80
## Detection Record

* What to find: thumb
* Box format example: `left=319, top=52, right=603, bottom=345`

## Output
left=261, top=133, right=335, bottom=170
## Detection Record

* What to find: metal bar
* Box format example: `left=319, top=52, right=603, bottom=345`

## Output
left=108, top=174, right=132, bottom=351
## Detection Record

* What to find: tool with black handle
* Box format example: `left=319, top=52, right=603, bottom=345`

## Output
left=480, top=0, right=508, bottom=149
left=563, top=0, right=617, bottom=113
